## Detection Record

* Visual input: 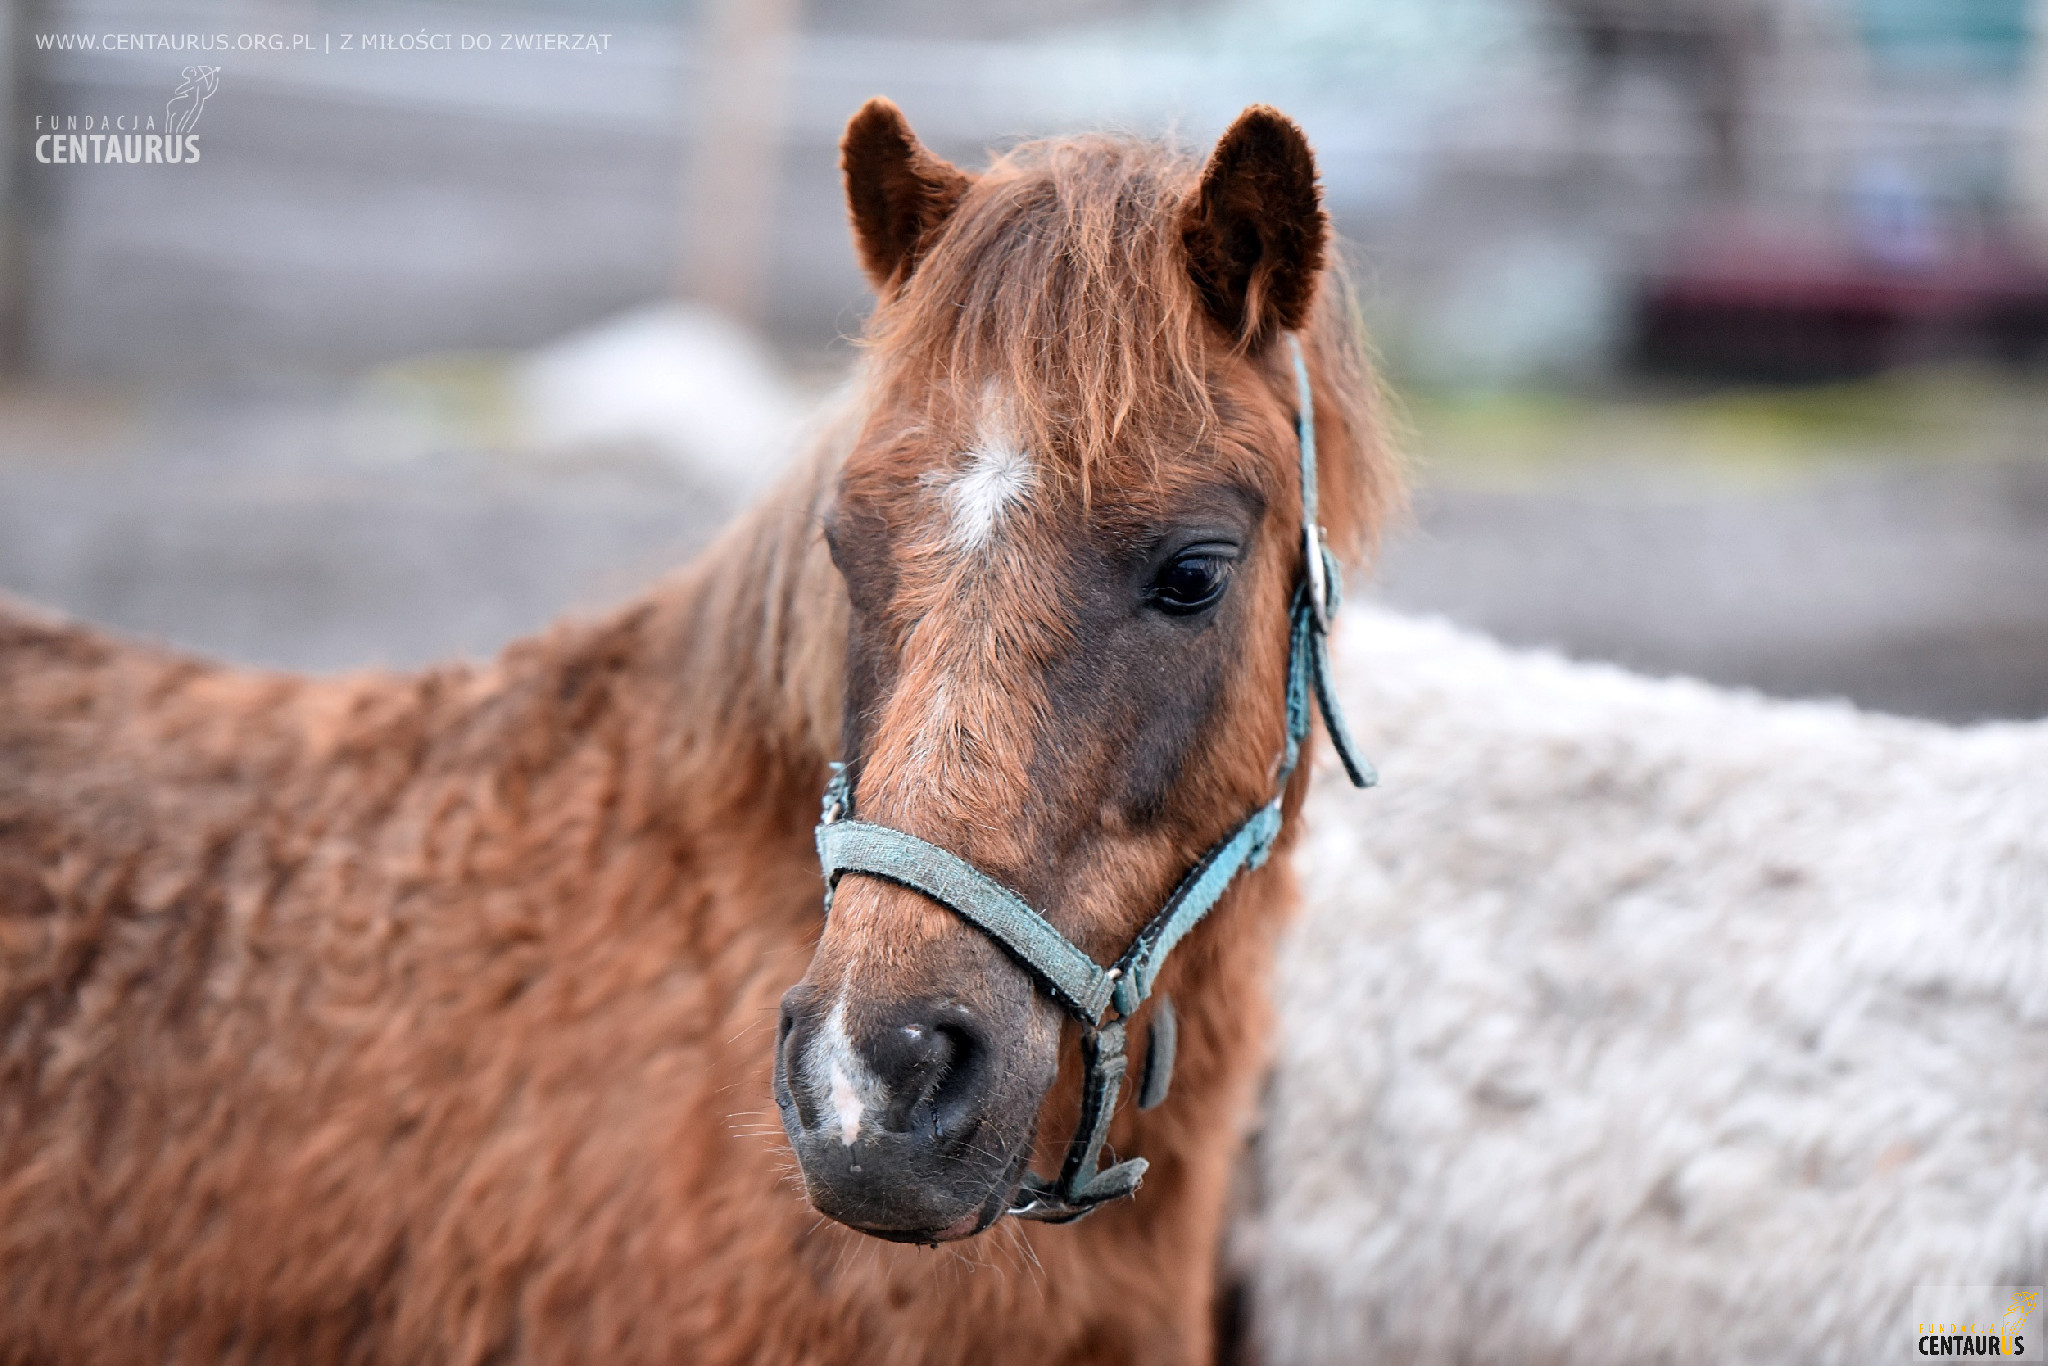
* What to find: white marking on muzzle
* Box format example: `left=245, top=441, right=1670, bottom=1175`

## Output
left=943, top=391, right=1035, bottom=553
left=829, top=1062, right=863, bottom=1147
left=808, top=999, right=881, bottom=1147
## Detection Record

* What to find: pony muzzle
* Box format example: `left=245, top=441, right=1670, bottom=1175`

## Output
left=773, top=899, right=1060, bottom=1242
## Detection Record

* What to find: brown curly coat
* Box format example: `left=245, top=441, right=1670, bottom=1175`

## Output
left=0, top=104, right=1394, bottom=1365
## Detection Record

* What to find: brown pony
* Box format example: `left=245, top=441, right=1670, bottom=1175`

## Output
left=0, top=100, right=1394, bottom=1364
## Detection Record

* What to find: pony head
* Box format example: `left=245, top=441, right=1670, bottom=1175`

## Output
left=774, top=99, right=1393, bottom=1243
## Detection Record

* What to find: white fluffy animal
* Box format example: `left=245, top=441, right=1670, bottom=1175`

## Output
left=1249, top=608, right=2048, bottom=1366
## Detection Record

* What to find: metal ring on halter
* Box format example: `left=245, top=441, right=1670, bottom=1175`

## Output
left=1304, top=523, right=1330, bottom=633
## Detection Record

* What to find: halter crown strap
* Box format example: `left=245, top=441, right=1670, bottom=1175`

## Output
left=1289, top=332, right=1375, bottom=788
left=813, top=331, right=1374, bottom=1224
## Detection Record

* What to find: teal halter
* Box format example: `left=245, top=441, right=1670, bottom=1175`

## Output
left=814, top=333, right=1375, bottom=1224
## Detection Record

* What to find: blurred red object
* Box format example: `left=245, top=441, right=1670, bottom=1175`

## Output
left=1634, top=216, right=2048, bottom=380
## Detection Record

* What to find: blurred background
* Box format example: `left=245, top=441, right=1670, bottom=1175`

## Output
left=2, top=0, right=2045, bottom=720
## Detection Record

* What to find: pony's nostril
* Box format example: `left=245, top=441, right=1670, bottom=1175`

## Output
left=775, top=996, right=820, bottom=1131
left=868, top=1019, right=953, bottom=1111
left=900, top=1023, right=946, bottom=1070
left=866, top=1008, right=990, bottom=1141
left=923, top=1022, right=988, bottom=1141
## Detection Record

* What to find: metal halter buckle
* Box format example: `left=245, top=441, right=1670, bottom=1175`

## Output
left=1304, top=523, right=1331, bottom=633
left=819, top=762, right=850, bottom=826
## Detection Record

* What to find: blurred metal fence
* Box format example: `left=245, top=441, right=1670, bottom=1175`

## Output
left=8, top=0, right=2037, bottom=385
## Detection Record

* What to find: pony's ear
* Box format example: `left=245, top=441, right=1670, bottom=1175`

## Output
left=1180, top=106, right=1327, bottom=346
left=841, top=98, right=972, bottom=296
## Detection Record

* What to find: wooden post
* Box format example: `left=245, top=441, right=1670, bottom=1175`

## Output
left=0, top=0, right=44, bottom=373
left=2016, top=0, right=2048, bottom=252
left=674, top=0, right=804, bottom=325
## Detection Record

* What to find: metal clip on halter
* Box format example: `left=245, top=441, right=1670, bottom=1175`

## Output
left=1304, top=523, right=1330, bottom=633
left=812, top=333, right=1376, bottom=1225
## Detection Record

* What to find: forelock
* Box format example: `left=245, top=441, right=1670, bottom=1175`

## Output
left=863, top=137, right=1212, bottom=494
left=855, top=126, right=1400, bottom=565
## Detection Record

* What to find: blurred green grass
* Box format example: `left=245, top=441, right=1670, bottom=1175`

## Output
left=1392, top=366, right=2048, bottom=490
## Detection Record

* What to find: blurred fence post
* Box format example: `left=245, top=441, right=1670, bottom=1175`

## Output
left=1550, top=0, right=1760, bottom=203
left=675, top=0, right=804, bottom=327
left=0, top=0, right=42, bottom=374
left=2019, top=0, right=2048, bottom=251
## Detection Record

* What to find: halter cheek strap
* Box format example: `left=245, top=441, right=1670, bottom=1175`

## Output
left=813, top=332, right=1375, bottom=1224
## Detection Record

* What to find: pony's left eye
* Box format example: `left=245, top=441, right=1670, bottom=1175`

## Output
left=1148, top=551, right=1235, bottom=615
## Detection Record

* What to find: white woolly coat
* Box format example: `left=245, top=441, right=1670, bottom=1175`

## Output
left=1250, top=609, right=2048, bottom=1366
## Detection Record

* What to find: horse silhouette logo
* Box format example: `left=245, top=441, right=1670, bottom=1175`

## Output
left=2007, top=1290, right=2038, bottom=1356
left=165, top=66, right=220, bottom=136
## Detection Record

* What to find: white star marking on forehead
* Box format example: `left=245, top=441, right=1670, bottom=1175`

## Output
left=943, top=389, right=1036, bottom=553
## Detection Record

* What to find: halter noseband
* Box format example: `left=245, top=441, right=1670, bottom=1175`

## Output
left=813, top=333, right=1375, bottom=1224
